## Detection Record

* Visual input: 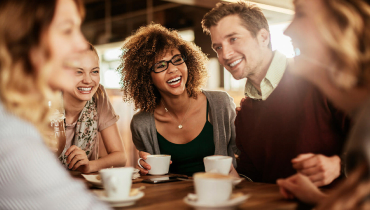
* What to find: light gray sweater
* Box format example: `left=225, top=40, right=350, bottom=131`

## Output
left=130, top=90, right=240, bottom=167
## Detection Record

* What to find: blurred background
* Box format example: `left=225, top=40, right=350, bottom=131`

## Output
left=84, top=0, right=294, bottom=167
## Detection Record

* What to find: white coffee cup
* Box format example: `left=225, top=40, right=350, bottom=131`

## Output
left=204, top=155, right=232, bottom=175
left=193, top=172, right=233, bottom=204
left=99, top=167, right=134, bottom=200
left=138, top=154, right=171, bottom=175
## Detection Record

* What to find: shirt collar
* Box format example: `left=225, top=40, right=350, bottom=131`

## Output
left=245, top=51, right=287, bottom=100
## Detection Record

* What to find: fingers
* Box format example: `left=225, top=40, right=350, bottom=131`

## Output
left=277, top=179, right=296, bottom=199
left=136, top=165, right=148, bottom=175
left=300, top=165, right=323, bottom=176
left=293, top=155, right=318, bottom=170
left=69, top=154, right=87, bottom=169
left=139, top=151, right=150, bottom=160
left=137, top=157, right=151, bottom=175
left=292, top=153, right=315, bottom=163
left=72, top=158, right=88, bottom=170
left=139, top=159, right=151, bottom=170
left=279, top=184, right=294, bottom=199
left=65, top=145, right=80, bottom=156
left=240, top=97, right=246, bottom=106
left=309, top=173, right=325, bottom=186
left=236, top=97, right=246, bottom=114
left=279, top=185, right=290, bottom=199
left=66, top=148, right=85, bottom=164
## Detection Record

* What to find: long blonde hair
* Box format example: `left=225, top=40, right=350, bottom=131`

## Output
left=316, top=0, right=370, bottom=89
left=0, top=0, right=85, bottom=134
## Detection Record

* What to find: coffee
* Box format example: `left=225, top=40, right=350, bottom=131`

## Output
left=195, top=173, right=232, bottom=179
left=150, top=155, right=170, bottom=157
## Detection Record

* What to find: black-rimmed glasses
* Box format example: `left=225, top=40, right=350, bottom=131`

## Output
left=151, top=54, right=187, bottom=73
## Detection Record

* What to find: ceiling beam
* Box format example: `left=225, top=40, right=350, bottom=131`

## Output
left=162, top=0, right=219, bottom=8
left=82, top=3, right=181, bottom=28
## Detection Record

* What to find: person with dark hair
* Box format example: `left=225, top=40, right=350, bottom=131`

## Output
left=118, top=23, right=239, bottom=177
left=0, top=0, right=110, bottom=209
left=60, top=43, right=127, bottom=173
left=201, top=0, right=349, bottom=186
left=277, top=0, right=370, bottom=208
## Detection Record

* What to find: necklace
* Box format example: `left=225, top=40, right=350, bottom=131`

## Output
left=161, top=98, right=192, bottom=129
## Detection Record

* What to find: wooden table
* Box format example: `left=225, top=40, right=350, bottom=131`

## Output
left=74, top=173, right=311, bottom=210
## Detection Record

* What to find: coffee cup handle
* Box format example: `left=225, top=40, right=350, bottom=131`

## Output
left=137, top=158, right=145, bottom=169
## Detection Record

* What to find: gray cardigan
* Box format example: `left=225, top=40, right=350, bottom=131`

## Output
left=130, top=90, right=240, bottom=167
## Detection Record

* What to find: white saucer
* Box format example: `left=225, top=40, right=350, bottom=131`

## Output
left=82, top=174, right=103, bottom=188
left=82, top=169, right=140, bottom=188
left=183, top=193, right=249, bottom=210
left=95, top=191, right=144, bottom=207
left=232, top=177, right=244, bottom=186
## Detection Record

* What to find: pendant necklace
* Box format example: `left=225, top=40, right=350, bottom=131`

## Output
left=161, top=98, right=192, bottom=129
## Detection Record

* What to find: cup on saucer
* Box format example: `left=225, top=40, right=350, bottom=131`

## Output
left=203, top=155, right=232, bottom=175
left=99, top=167, right=134, bottom=200
left=183, top=192, right=250, bottom=210
left=193, top=172, right=234, bottom=205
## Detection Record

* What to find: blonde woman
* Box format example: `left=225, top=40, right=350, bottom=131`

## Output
left=60, top=43, right=126, bottom=173
left=0, top=0, right=109, bottom=209
left=277, top=0, right=370, bottom=209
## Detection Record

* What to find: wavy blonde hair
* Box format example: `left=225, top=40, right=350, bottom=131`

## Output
left=315, top=0, right=370, bottom=89
left=87, top=42, right=104, bottom=100
left=118, top=23, right=208, bottom=113
left=0, top=0, right=85, bottom=136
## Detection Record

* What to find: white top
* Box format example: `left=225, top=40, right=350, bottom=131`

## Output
left=0, top=101, right=110, bottom=210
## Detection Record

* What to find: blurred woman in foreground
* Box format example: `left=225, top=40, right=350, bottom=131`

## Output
left=277, top=0, right=370, bottom=209
left=0, top=0, right=109, bottom=209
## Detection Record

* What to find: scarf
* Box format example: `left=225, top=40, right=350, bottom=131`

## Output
left=59, top=98, right=98, bottom=167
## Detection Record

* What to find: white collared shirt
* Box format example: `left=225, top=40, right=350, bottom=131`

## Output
left=244, top=51, right=288, bottom=100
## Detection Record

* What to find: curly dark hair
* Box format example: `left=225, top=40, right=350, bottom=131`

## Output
left=117, top=23, right=208, bottom=112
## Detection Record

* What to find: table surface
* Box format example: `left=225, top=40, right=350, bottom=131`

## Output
left=74, top=173, right=309, bottom=210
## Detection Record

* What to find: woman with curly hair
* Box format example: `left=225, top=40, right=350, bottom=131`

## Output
left=277, top=0, right=370, bottom=209
left=118, top=23, right=239, bottom=177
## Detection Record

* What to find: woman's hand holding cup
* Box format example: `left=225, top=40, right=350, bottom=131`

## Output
left=137, top=152, right=172, bottom=175
left=137, top=151, right=151, bottom=175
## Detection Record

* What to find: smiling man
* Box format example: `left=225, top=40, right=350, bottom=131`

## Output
left=201, top=1, right=350, bottom=187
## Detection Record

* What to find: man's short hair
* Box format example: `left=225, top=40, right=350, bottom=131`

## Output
left=201, top=0, right=271, bottom=49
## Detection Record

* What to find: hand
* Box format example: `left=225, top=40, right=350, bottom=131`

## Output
left=136, top=151, right=151, bottom=175
left=235, top=97, right=246, bottom=115
left=292, top=153, right=341, bottom=187
left=277, top=173, right=327, bottom=205
left=65, top=145, right=91, bottom=173
left=229, top=164, right=240, bottom=178
left=316, top=163, right=370, bottom=210
left=137, top=151, right=173, bottom=175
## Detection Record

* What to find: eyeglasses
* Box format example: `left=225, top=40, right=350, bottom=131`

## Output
left=151, top=54, right=186, bottom=73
